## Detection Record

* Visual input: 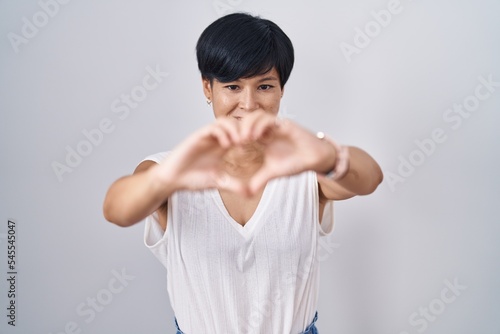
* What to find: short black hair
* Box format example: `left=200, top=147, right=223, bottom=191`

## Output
left=196, top=13, right=294, bottom=88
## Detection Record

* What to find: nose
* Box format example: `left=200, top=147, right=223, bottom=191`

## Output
left=238, top=88, right=259, bottom=112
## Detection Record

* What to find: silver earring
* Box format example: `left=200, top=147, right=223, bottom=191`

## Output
left=206, top=99, right=212, bottom=106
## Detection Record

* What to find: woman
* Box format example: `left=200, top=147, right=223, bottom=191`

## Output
left=104, top=13, right=383, bottom=333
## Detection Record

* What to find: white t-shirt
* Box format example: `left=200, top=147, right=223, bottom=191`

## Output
left=142, top=152, right=334, bottom=334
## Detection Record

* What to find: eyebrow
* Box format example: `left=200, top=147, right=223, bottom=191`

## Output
left=230, top=76, right=279, bottom=83
left=257, top=76, right=279, bottom=82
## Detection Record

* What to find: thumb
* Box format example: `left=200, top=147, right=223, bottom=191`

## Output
left=247, top=164, right=279, bottom=195
left=211, top=171, right=248, bottom=196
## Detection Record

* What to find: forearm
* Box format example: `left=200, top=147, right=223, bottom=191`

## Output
left=333, top=146, right=383, bottom=195
left=316, top=144, right=383, bottom=200
left=103, top=163, right=176, bottom=227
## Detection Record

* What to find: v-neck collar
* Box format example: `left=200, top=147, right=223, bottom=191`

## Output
left=210, top=179, right=277, bottom=237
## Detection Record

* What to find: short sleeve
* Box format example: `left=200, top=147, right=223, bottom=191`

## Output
left=138, top=152, right=170, bottom=249
left=144, top=210, right=167, bottom=248
left=139, top=151, right=170, bottom=165
left=319, top=200, right=334, bottom=236
left=143, top=208, right=170, bottom=268
left=313, top=171, right=335, bottom=237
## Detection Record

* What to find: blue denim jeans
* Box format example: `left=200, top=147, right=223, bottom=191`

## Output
left=175, top=311, right=318, bottom=333
left=302, top=311, right=319, bottom=334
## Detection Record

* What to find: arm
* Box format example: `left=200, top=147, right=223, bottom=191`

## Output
left=103, top=119, right=247, bottom=227
left=317, top=145, right=383, bottom=201
left=103, top=160, right=176, bottom=227
left=241, top=114, right=383, bottom=198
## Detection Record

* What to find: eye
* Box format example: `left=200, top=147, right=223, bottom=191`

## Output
left=225, top=85, right=239, bottom=91
left=259, top=85, right=274, bottom=91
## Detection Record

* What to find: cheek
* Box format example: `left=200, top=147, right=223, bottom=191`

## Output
left=213, top=91, right=236, bottom=107
left=265, top=95, right=282, bottom=113
left=212, top=94, right=238, bottom=117
left=219, top=95, right=236, bottom=106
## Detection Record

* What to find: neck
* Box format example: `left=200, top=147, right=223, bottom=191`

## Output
left=223, top=143, right=264, bottom=178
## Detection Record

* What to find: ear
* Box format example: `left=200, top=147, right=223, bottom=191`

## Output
left=202, top=77, right=212, bottom=101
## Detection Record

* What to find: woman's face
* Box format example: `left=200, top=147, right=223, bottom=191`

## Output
left=202, top=67, right=284, bottom=122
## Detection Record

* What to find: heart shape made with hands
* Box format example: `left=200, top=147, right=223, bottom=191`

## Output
left=182, top=114, right=337, bottom=197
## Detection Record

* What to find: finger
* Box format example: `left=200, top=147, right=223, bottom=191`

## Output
left=211, top=172, right=249, bottom=196
left=251, top=114, right=278, bottom=142
left=216, top=118, right=241, bottom=145
left=209, top=125, right=231, bottom=148
left=238, top=116, right=254, bottom=143
left=247, top=164, right=279, bottom=195
left=238, top=111, right=263, bottom=141
left=240, top=113, right=275, bottom=142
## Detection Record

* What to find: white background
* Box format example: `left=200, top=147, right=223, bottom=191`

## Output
left=1, top=0, right=499, bottom=333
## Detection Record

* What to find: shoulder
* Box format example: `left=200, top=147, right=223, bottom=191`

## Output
left=134, top=151, right=170, bottom=174
left=139, top=151, right=170, bottom=164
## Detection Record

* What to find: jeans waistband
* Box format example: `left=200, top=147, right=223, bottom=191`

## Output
left=175, top=311, right=318, bottom=334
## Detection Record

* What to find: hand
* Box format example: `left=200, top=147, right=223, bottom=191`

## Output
left=155, top=111, right=337, bottom=196
left=154, top=117, right=247, bottom=194
left=237, top=112, right=337, bottom=194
